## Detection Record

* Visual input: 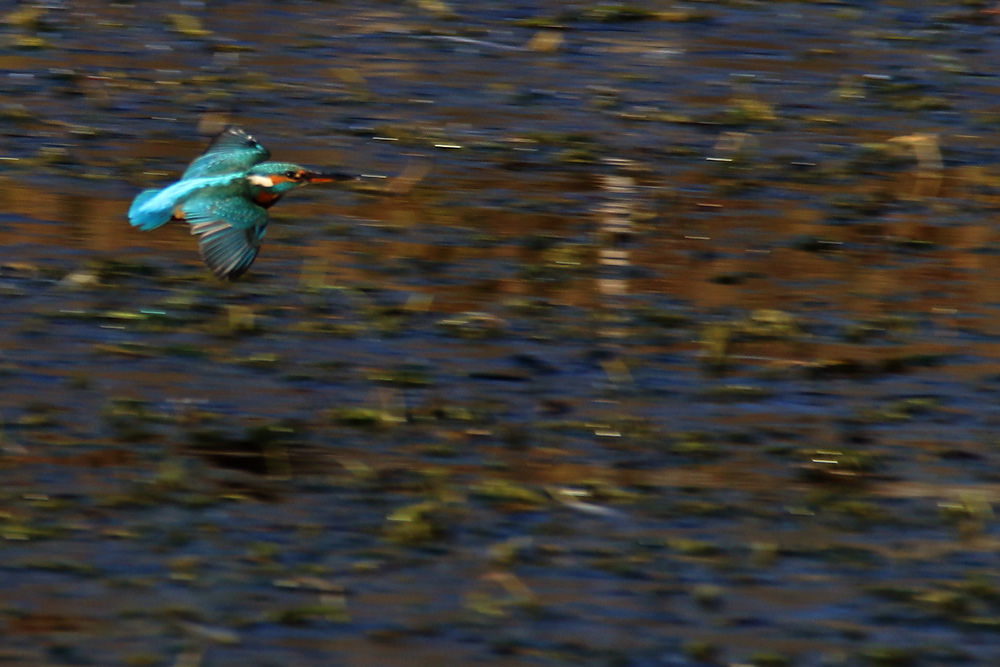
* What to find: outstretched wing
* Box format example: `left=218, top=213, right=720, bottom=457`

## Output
left=181, top=126, right=271, bottom=180
left=180, top=192, right=270, bottom=280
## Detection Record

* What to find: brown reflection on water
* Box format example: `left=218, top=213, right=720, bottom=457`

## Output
left=4, top=156, right=1000, bottom=333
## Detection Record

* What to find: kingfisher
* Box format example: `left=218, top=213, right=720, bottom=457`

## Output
left=128, top=126, right=355, bottom=280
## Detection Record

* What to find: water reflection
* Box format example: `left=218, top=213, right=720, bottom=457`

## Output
left=6, top=2, right=1000, bottom=664
left=2, top=153, right=999, bottom=331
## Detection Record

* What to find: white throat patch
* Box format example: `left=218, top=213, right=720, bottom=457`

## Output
left=247, top=174, right=274, bottom=188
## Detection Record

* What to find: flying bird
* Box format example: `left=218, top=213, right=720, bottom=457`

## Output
left=128, top=126, right=355, bottom=280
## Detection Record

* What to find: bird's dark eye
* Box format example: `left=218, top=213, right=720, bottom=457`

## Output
left=285, top=170, right=299, bottom=179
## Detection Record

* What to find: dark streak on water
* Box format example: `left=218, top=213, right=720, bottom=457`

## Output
left=4, top=1, right=1000, bottom=666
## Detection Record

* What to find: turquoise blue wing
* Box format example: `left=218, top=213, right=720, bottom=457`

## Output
left=181, top=126, right=270, bottom=180
left=180, top=193, right=270, bottom=280
left=128, top=175, right=239, bottom=231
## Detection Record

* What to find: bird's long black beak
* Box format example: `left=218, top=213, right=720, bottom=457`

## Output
left=303, top=170, right=358, bottom=184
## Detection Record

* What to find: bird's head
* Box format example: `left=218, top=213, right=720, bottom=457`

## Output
left=246, top=162, right=356, bottom=197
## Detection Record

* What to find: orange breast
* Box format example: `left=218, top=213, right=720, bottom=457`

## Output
left=253, top=191, right=282, bottom=208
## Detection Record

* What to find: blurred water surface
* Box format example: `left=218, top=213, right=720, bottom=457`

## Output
left=4, top=2, right=1000, bottom=666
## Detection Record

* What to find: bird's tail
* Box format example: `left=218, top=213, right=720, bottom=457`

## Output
left=128, top=188, right=173, bottom=231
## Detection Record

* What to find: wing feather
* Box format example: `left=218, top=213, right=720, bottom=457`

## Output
left=181, top=193, right=269, bottom=280
left=181, top=126, right=271, bottom=180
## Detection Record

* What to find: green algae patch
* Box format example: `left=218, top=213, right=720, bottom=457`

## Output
left=471, top=480, right=549, bottom=509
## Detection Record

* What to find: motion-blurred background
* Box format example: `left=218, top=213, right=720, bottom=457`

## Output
left=2, top=2, right=1000, bottom=666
